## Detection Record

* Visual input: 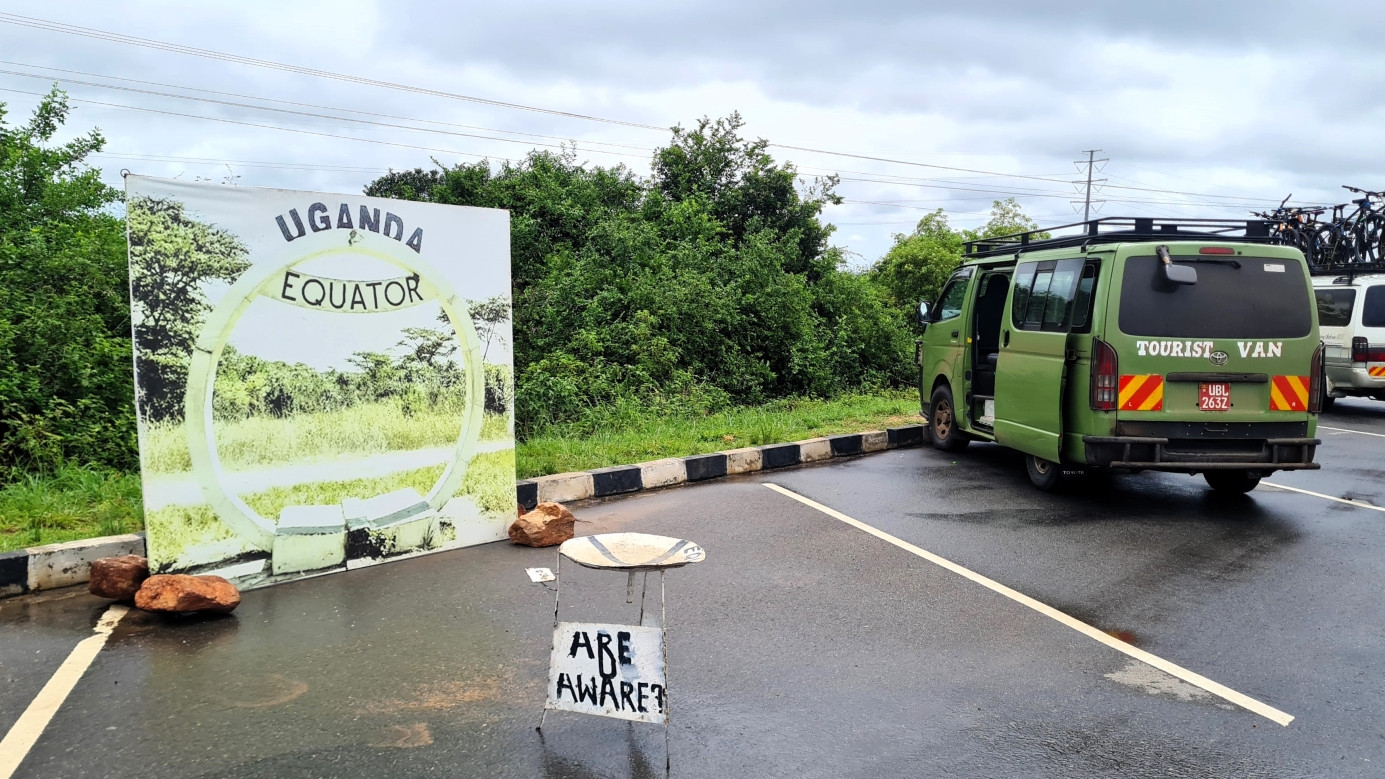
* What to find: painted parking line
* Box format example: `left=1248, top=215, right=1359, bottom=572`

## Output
left=1318, top=424, right=1385, bottom=440
left=0, top=604, right=128, bottom=779
left=1259, top=481, right=1384, bottom=512
left=763, top=482, right=1295, bottom=727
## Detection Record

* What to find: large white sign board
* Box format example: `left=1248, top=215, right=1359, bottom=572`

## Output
left=124, top=176, right=515, bottom=590
left=547, top=622, right=668, bottom=724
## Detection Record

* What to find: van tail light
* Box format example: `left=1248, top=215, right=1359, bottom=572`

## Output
left=1352, top=337, right=1385, bottom=362
left=1091, top=338, right=1119, bottom=411
left=1309, top=342, right=1324, bottom=413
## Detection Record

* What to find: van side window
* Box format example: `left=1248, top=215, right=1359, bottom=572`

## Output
left=1315, top=288, right=1357, bottom=327
left=1010, top=265, right=1036, bottom=327
left=1012, top=259, right=1083, bottom=331
left=935, top=277, right=969, bottom=321
left=1069, top=262, right=1100, bottom=332
left=1363, top=286, right=1385, bottom=328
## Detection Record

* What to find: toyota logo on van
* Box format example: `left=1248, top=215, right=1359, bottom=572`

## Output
left=1209, top=350, right=1229, bottom=365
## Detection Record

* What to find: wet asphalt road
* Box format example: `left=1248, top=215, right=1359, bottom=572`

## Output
left=3, top=399, right=1385, bottom=778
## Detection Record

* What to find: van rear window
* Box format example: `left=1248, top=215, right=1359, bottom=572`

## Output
left=1315, top=288, right=1357, bottom=327
left=1364, top=286, right=1385, bottom=328
left=1119, top=256, right=1311, bottom=338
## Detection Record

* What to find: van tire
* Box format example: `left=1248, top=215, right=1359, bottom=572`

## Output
left=1025, top=455, right=1063, bottom=492
left=1203, top=470, right=1261, bottom=494
left=1322, top=395, right=1335, bottom=411
left=928, top=386, right=970, bottom=452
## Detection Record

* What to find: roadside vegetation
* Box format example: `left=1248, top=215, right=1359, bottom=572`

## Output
left=0, top=89, right=1042, bottom=553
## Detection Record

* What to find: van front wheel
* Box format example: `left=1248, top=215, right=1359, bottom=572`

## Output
left=1025, top=455, right=1063, bottom=492
left=1203, top=470, right=1261, bottom=494
left=928, top=386, right=970, bottom=452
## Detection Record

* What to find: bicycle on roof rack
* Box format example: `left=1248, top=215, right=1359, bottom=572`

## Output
left=1252, top=194, right=1329, bottom=267
left=1260, top=187, right=1385, bottom=275
left=1322, top=185, right=1385, bottom=267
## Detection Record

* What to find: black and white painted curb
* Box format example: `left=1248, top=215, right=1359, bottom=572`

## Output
left=515, top=425, right=927, bottom=511
left=0, top=424, right=927, bottom=598
left=0, top=534, right=145, bottom=599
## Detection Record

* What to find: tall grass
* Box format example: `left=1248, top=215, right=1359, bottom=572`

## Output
left=515, top=391, right=920, bottom=478
left=143, top=402, right=511, bottom=475
left=0, top=465, right=144, bottom=552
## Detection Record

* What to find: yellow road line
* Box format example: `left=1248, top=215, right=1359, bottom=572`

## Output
left=0, top=605, right=128, bottom=779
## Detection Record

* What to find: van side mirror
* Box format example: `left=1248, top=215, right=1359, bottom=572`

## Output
left=1156, top=244, right=1197, bottom=285
left=916, top=300, right=931, bottom=326
left=1162, top=263, right=1198, bottom=285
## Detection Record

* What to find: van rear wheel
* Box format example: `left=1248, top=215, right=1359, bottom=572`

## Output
left=1025, top=454, right=1064, bottom=492
left=928, top=386, right=970, bottom=452
left=1203, top=470, right=1261, bottom=494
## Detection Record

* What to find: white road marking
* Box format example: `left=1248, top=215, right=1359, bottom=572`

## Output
left=0, top=604, right=129, bottom=779
left=1258, top=481, right=1384, bottom=512
left=1318, top=424, right=1385, bottom=440
left=763, top=482, right=1295, bottom=727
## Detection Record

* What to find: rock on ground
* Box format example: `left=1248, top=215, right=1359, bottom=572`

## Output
left=508, top=502, right=577, bottom=547
left=88, top=555, right=150, bottom=601
left=134, top=574, right=241, bottom=614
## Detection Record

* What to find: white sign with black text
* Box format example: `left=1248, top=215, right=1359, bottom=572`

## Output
left=546, top=622, right=667, bottom=724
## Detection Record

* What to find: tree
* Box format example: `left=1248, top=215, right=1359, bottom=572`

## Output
left=871, top=198, right=1049, bottom=312
left=650, top=112, right=841, bottom=279
left=0, top=88, right=136, bottom=474
left=870, top=209, right=966, bottom=312
left=364, top=116, right=914, bottom=436
left=127, top=196, right=251, bottom=423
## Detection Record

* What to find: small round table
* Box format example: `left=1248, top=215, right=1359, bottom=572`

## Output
left=540, top=532, right=705, bottom=773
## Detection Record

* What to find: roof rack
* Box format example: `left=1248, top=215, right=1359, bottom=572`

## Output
left=963, top=216, right=1274, bottom=258
left=1310, top=261, right=1385, bottom=278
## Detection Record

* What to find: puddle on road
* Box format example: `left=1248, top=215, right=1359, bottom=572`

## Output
left=368, top=722, right=433, bottom=748
left=1104, top=660, right=1234, bottom=709
left=225, top=673, right=308, bottom=708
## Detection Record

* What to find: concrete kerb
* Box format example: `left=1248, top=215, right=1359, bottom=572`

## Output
left=1, top=533, right=145, bottom=598
left=0, top=424, right=928, bottom=599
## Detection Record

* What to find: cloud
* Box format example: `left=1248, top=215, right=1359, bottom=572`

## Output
left=1, top=0, right=1383, bottom=266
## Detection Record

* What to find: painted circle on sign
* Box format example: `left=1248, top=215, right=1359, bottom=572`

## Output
left=181, top=230, right=485, bottom=550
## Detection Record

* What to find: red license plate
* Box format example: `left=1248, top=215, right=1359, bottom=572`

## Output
left=1199, top=382, right=1231, bottom=411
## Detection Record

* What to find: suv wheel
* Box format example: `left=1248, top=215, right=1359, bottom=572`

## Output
left=1025, top=454, right=1063, bottom=492
left=928, top=385, right=969, bottom=452
left=1203, top=470, right=1262, bottom=494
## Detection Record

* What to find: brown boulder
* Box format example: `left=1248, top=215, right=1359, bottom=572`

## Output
left=88, top=555, right=150, bottom=601
left=135, top=574, right=241, bottom=614
left=508, top=502, right=577, bottom=547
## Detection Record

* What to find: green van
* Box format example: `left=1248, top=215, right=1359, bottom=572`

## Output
left=915, top=218, right=1323, bottom=492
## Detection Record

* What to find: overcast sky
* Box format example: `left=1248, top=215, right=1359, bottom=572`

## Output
left=2, top=1, right=1383, bottom=266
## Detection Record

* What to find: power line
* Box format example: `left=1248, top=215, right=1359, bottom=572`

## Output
left=0, top=67, right=650, bottom=161
left=0, top=12, right=666, bottom=131
left=0, top=86, right=528, bottom=166
left=0, top=60, right=655, bottom=153
left=0, top=13, right=1290, bottom=206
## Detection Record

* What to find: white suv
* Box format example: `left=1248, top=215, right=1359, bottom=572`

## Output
left=1313, top=272, right=1385, bottom=409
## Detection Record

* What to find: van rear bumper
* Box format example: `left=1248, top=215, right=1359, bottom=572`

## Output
left=1082, top=435, right=1320, bottom=472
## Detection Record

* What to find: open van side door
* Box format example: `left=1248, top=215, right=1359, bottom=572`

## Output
left=993, top=258, right=1084, bottom=462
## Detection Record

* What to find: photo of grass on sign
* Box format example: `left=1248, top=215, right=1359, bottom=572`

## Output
left=125, top=175, right=514, bottom=589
